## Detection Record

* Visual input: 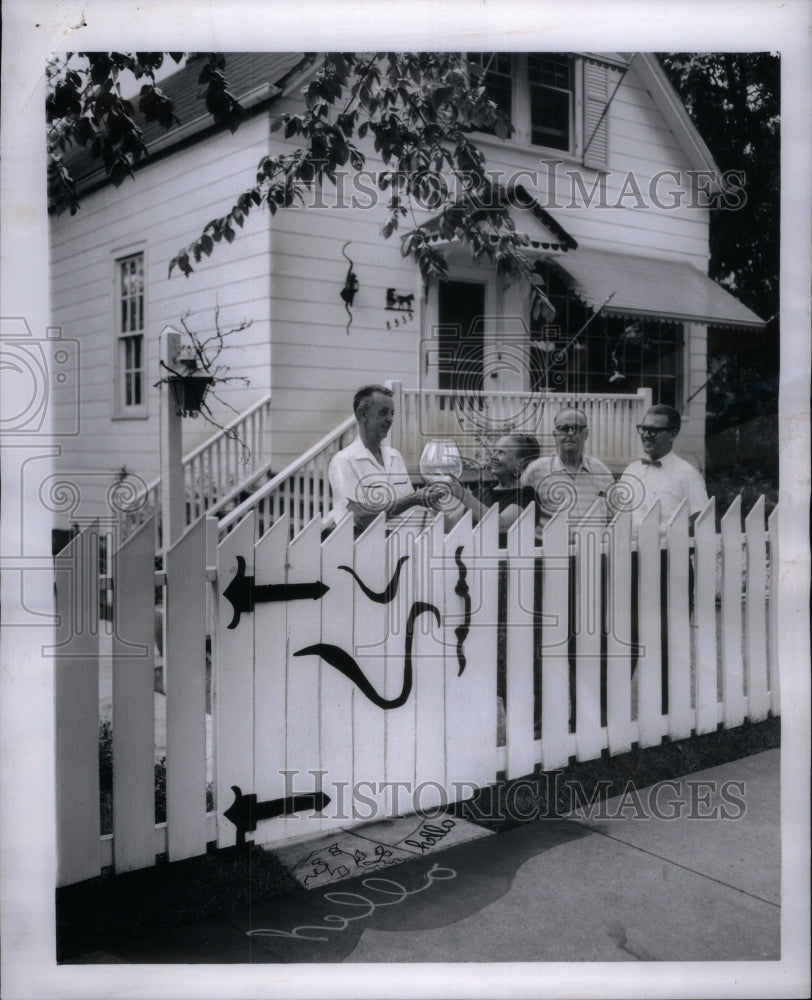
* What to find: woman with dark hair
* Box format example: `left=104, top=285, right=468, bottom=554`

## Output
left=449, top=433, right=541, bottom=542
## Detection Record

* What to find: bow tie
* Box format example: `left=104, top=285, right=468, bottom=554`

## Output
left=641, top=458, right=662, bottom=468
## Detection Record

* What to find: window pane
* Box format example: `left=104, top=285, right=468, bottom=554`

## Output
left=528, top=54, right=573, bottom=151
left=469, top=52, right=512, bottom=129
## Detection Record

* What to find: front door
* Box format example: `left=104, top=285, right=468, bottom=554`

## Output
left=437, top=281, right=485, bottom=393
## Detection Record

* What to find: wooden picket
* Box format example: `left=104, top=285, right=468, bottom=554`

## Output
left=252, top=515, right=291, bottom=844
left=55, top=525, right=102, bottom=887
left=505, top=505, right=538, bottom=777
left=745, top=497, right=770, bottom=721
left=637, top=503, right=664, bottom=745
left=694, top=499, right=718, bottom=735
left=539, top=511, right=573, bottom=769
left=605, top=511, right=633, bottom=755
left=214, top=511, right=256, bottom=848
left=164, top=517, right=209, bottom=861
left=55, top=493, right=781, bottom=885
left=111, top=516, right=156, bottom=873
left=666, top=501, right=693, bottom=740
left=768, top=506, right=780, bottom=714
left=573, top=501, right=606, bottom=762
left=351, top=515, right=389, bottom=825
left=317, top=514, right=356, bottom=834
left=720, top=497, right=746, bottom=729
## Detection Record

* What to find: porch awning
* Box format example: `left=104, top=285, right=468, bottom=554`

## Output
left=548, top=248, right=765, bottom=330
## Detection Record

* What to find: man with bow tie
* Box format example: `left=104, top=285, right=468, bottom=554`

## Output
left=620, top=404, right=708, bottom=531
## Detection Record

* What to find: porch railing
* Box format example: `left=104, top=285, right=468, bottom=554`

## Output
left=389, top=383, right=652, bottom=473
left=218, top=413, right=358, bottom=540
left=122, top=393, right=273, bottom=540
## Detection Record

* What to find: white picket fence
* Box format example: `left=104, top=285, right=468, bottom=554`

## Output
left=54, top=494, right=778, bottom=886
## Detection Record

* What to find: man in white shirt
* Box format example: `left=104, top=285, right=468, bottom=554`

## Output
left=619, top=404, right=708, bottom=531
left=521, top=408, right=614, bottom=540
left=328, top=384, right=433, bottom=534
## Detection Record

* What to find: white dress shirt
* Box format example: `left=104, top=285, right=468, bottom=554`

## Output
left=620, top=451, right=708, bottom=529
left=328, top=435, right=428, bottom=533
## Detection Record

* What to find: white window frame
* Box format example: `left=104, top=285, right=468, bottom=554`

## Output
left=112, top=247, right=148, bottom=419
left=470, top=53, right=616, bottom=168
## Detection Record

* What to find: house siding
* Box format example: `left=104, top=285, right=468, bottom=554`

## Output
left=50, top=116, right=274, bottom=519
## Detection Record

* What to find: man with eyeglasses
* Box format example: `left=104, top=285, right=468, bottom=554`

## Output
left=521, top=408, right=614, bottom=539
left=620, top=404, right=708, bottom=530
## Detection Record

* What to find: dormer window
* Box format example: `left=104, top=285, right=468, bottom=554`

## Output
left=470, top=52, right=611, bottom=170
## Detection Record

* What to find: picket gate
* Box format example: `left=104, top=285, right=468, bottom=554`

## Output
left=54, top=494, right=779, bottom=886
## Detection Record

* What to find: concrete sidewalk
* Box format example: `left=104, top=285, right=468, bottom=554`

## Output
left=77, top=749, right=780, bottom=964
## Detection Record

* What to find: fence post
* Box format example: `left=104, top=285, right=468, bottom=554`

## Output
left=160, top=327, right=185, bottom=553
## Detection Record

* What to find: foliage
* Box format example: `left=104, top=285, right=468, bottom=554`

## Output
left=46, top=51, right=550, bottom=296
left=658, top=53, right=780, bottom=321
left=659, top=53, right=780, bottom=492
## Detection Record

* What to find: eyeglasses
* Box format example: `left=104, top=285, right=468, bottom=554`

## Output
left=554, top=424, right=586, bottom=434
left=637, top=424, right=674, bottom=437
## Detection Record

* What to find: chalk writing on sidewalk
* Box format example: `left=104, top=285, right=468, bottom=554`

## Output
left=247, top=863, right=458, bottom=942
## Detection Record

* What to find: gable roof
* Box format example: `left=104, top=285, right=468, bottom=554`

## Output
left=622, top=53, right=726, bottom=192
left=62, top=53, right=309, bottom=190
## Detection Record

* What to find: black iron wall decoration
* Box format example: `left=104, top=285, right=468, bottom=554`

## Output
left=385, top=287, right=414, bottom=331
left=223, top=555, right=329, bottom=629
left=293, top=601, right=441, bottom=709
left=385, top=288, right=415, bottom=311
left=224, top=786, right=331, bottom=845
left=339, top=241, right=359, bottom=335
left=453, top=546, right=471, bottom=676
left=338, top=556, right=409, bottom=604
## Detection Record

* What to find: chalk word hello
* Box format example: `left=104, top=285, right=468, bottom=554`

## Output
left=247, top=863, right=457, bottom=942
left=403, top=818, right=456, bottom=853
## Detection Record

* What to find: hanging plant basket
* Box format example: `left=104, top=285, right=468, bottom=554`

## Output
left=168, top=374, right=214, bottom=417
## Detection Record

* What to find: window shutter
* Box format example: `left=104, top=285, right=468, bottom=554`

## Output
left=583, top=60, right=609, bottom=170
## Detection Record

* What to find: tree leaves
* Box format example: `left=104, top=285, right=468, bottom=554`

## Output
left=48, top=51, right=528, bottom=290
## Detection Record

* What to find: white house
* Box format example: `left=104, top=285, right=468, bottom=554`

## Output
left=49, top=52, right=765, bottom=528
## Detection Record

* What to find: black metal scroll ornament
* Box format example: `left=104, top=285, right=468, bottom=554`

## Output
left=339, top=241, right=359, bottom=335
left=338, top=556, right=409, bottom=604
left=223, top=555, right=329, bottom=629
left=293, top=601, right=440, bottom=709
left=453, top=545, right=471, bottom=676
left=224, top=786, right=332, bottom=846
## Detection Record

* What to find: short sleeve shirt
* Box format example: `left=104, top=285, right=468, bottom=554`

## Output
left=521, top=454, right=614, bottom=535
left=328, top=435, right=427, bottom=533
left=620, top=452, right=708, bottom=529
